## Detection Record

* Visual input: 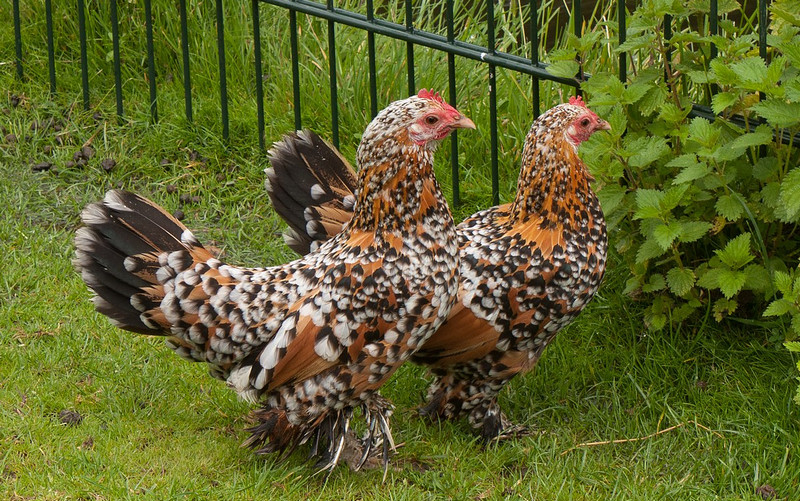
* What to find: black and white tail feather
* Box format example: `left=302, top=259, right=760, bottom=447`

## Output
left=265, top=129, right=357, bottom=255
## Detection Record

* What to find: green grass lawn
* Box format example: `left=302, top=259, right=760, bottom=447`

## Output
left=2, top=0, right=799, bottom=498
left=1, top=84, right=798, bottom=501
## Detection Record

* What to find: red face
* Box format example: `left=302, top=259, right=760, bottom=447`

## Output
left=409, top=102, right=476, bottom=147
left=566, top=111, right=611, bottom=146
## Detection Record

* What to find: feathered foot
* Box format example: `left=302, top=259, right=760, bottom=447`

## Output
left=480, top=404, right=531, bottom=442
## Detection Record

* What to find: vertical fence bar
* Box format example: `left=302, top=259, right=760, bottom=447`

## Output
left=144, top=0, right=158, bottom=123
left=327, top=0, right=339, bottom=148
left=252, top=0, right=265, bottom=150
left=13, top=0, right=23, bottom=79
left=573, top=0, right=583, bottom=93
left=405, top=0, right=415, bottom=96
left=366, top=0, right=378, bottom=118
left=78, top=0, right=89, bottom=109
left=179, top=0, right=193, bottom=122
left=111, top=0, right=123, bottom=118
left=618, top=0, right=626, bottom=83
left=530, top=0, right=539, bottom=117
left=446, top=0, right=459, bottom=206
left=487, top=0, right=499, bottom=205
left=290, top=10, right=302, bottom=130
left=216, top=0, right=229, bottom=141
left=709, top=0, right=718, bottom=96
left=758, top=0, right=768, bottom=62
left=45, top=0, right=56, bottom=94
left=663, top=14, right=672, bottom=86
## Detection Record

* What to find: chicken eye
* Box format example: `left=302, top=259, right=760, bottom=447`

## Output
left=580, top=118, right=591, bottom=127
left=425, top=115, right=439, bottom=125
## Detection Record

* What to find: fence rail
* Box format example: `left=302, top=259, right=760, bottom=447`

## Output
left=8, top=0, right=776, bottom=206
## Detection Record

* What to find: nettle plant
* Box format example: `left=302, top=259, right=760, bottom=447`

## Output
left=574, top=0, right=800, bottom=335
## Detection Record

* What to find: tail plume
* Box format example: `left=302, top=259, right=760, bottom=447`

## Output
left=73, top=190, right=214, bottom=335
left=265, top=129, right=357, bottom=254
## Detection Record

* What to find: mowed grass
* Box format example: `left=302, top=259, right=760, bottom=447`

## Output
left=2, top=0, right=800, bottom=499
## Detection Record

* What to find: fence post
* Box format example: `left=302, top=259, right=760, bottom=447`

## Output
left=618, top=0, right=626, bottom=84
left=179, top=0, right=193, bottom=122
left=216, top=0, right=229, bottom=141
left=13, top=0, right=23, bottom=79
left=253, top=0, right=265, bottom=150
left=145, top=0, right=159, bottom=123
left=488, top=0, right=499, bottom=205
left=45, top=0, right=56, bottom=95
left=111, top=0, right=123, bottom=119
left=446, top=0, right=460, bottom=206
left=78, top=0, right=90, bottom=109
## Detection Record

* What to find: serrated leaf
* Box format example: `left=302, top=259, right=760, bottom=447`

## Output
left=597, top=184, right=627, bottom=214
left=717, top=269, right=747, bottom=299
left=730, top=56, right=768, bottom=87
left=715, top=233, right=754, bottom=269
left=727, top=125, right=774, bottom=150
left=785, top=340, right=800, bottom=353
left=659, top=103, right=690, bottom=124
left=716, top=194, right=744, bottom=221
left=678, top=221, right=712, bottom=243
left=710, top=59, right=739, bottom=86
left=545, top=60, right=580, bottom=79
left=662, top=185, right=689, bottom=211
left=711, top=92, right=737, bottom=114
left=697, top=267, right=722, bottom=289
left=743, top=264, right=772, bottom=292
left=622, top=81, right=653, bottom=105
left=636, top=238, right=668, bottom=264
left=774, top=271, right=794, bottom=295
left=642, top=273, right=666, bottom=293
left=635, top=188, right=664, bottom=209
left=666, top=154, right=700, bottom=168
left=628, top=136, right=671, bottom=168
left=666, top=267, right=696, bottom=296
left=778, top=40, right=800, bottom=68
left=637, top=86, right=668, bottom=116
left=687, top=117, right=720, bottom=147
left=752, top=99, right=800, bottom=128
left=713, top=297, right=738, bottom=321
left=673, top=163, right=711, bottom=184
left=764, top=298, right=796, bottom=316
left=778, top=168, right=800, bottom=221
left=753, top=156, right=780, bottom=182
left=653, top=221, right=682, bottom=250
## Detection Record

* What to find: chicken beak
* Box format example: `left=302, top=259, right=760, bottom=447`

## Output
left=451, top=115, right=477, bottom=130
left=596, top=119, right=611, bottom=131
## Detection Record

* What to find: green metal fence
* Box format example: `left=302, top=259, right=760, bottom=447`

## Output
left=9, top=0, right=776, bottom=206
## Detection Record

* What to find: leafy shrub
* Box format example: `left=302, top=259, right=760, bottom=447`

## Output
left=574, top=0, right=800, bottom=336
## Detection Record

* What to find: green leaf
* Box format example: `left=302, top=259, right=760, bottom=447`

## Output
left=642, top=273, right=666, bottom=293
left=597, top=184, right=627, bottom=214
left=627, top=136, right=671, bottom=168
left=687, top=117, right=720, bottom=147
left=697, top=268, right=722, bottom=289
left=545, top=60, right=580, bottom=79
left=713, top=297, right=738, bottom=321
left=636, top=238, right=668, bottom=264
left=716, top=194, right=744, bottom=221
left=730, top=56, right=768, bottom=87
left=753, top=156, right=780, bottom=182
left=715, top=233, right=754, bottom=269
left=778, top=168, right=800, bottom=222
left=752, top=99, right=800, bottom=128
left=774, top=271, right=794, bottom=295
left=662, top=185, right=689, bottom=211
left=637, top=86, right=668, bottom=116
left=792, top=314, right=800, bottom=336
left=633, top=189, right=665, bottom=220
left=764, top=298, right=796, bottom=316
left=743, top=264, right=772, bottom=292
left=710, top=59, right=740, bottom=86
left=659, top=103, right=690, bottom=124
left=666, top=267, right=696, bottom=296
left=678, top=221, right=712, bottom=243
left=711, top=91, right=737, bottom=114
left=673, top=162, right=711, bottom=184
left=727, top=125, right=774, bottom=150
left=653, top=221, right=682, bottom=250
left=717, top=269, right=747, bottom=299
left=785, top=341, right=800, bottom=353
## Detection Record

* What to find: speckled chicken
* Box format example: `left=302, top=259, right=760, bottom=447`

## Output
left=73, top=90, right=475, bottom=471
left=265, top=96, right=610, bottom=440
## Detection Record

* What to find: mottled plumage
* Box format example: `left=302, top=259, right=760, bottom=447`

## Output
left=265, top=97, right=610, bottom=439
left=73, top=91, right=475, bottom=471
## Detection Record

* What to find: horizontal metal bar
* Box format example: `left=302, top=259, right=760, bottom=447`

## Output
left=258, top=0, right=583, bottom=87
left=690, top=104, right=800, bottom=146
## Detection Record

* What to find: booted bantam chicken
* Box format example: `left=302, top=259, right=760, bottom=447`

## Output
left=265, top=96, right=610, bottom=440
left=73, top=90, right=475, bottom=471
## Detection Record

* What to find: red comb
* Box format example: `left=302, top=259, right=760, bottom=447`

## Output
left=418, top=89, right=445, bottom=104
left=569, top=95, right=587, bottom=108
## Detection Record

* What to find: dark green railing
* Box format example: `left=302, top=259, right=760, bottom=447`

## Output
left=9, top=0, right=777, bottom=206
